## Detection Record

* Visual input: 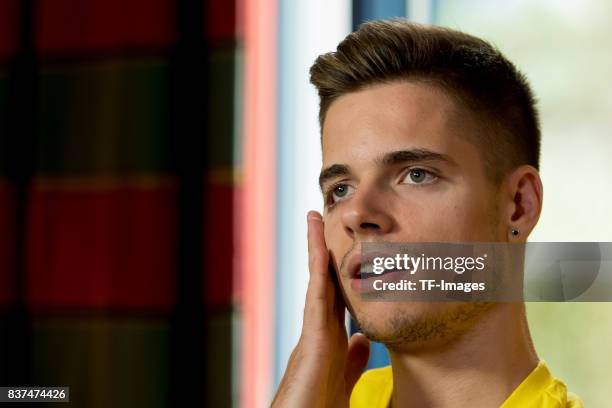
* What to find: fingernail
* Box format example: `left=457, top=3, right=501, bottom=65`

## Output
left=307, top=211, right=322, bottom=222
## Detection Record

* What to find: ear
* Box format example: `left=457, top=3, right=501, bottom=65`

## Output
left=503, top=165, right=543, bottom=241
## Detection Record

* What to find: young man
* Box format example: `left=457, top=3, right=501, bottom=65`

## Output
left=272, top=20, right=582, bottom=407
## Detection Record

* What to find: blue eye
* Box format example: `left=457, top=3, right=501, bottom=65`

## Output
left=402, top=168, right=437, bottom=185
left=329, top=184, right=354, bottom=204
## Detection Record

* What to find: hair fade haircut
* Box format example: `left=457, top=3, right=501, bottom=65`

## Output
left=309, top=19, right=541, bottom=182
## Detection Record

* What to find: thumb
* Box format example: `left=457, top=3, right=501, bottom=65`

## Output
left=344, top=332, right=371, bottom=395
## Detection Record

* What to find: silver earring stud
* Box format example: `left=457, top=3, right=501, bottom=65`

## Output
left=511, top=229, right=519, bottom=236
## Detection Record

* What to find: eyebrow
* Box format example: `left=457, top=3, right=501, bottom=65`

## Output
left=319, top=164, right=351, bottom=191
left=318, top=148, right=455, bottom=191
left=379, top=149, right=456, bottom=167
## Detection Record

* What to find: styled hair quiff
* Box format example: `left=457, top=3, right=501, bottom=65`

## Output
left=309, top=19, right=540, bottom=181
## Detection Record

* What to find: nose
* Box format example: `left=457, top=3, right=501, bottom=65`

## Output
left=340, top=183, right=394, bottom=239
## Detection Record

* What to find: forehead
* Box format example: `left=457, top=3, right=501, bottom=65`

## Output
left=321, top=81, right=474, bottom=166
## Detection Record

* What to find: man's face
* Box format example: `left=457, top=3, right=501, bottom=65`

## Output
left=320, top=81, right=506, bottom=350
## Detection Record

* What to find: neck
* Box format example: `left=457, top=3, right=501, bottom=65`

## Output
left=388, top=303, right=538, bottom=408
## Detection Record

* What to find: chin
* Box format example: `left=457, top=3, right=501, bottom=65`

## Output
left=351, top=301, right=494, bottom=352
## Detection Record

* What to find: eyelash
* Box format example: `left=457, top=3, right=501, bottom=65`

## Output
left=324, top=167, right=439, bottom=209
left=400, top=167, right=439, bottom=186
left=324, top=182, right=351, bottom=209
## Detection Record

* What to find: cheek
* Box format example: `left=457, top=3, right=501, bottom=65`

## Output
left=323, top=215, right=346, bottom=260
left=438, top=193, right=498, bottom=240
left=395, top=188, right=495, bottom=241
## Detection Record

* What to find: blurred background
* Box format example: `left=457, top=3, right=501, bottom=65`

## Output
left=0, top=0, right=610, bottom=407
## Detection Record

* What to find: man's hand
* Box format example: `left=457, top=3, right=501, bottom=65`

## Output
left=271, top=211, right=370, bottom=408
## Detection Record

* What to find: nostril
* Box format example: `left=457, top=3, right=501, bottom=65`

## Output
left=360, top=222, right=380, bottom=230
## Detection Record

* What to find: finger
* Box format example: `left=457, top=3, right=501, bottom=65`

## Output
left=304, top=211, right=332, bottom=331
left=307, top=211, right=327, bottom=281
left=344, top=333, right=371, bottom=395
left=330, top=258, right=348, bottom=325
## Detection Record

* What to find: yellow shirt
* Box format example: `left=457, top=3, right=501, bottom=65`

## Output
left=350, top=361, right=583, bottom=407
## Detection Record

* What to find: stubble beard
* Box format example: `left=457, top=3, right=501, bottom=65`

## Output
left=355, top=301, right=495, bottom=352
